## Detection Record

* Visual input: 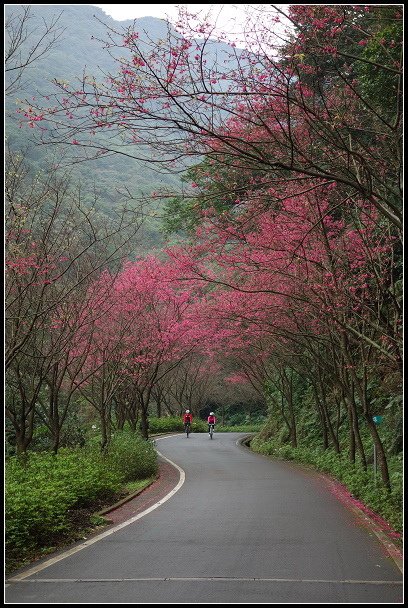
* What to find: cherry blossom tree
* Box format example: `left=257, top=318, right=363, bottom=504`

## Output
left=70, top=256, right=206, bottom=441
left=19, top=5, right=402, bottom=228
left=13, top=5, right=402, bottom=488
left=5, top=149, right=144, bottom=452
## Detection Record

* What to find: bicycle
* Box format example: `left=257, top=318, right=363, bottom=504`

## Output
left=184, top=422, right=191, bottom=438
left=208, top=423, right=215, bottom=439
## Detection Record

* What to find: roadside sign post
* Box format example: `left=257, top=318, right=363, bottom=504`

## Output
left=372, top=416, right=383, bottom=484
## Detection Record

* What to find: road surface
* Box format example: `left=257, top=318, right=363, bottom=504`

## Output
left=5, top=432, right=403, bottom=603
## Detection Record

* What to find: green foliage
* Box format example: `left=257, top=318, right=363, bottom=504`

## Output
left=147, top=416, right=261, bottom=434
left=161, top=189, right=200, bottom=235
left=31, top=425, right=52, bottom=452
left=148, top=416, right=185, bottom=433
left=216, top=424, right=262, bottom=433
left=358, top=18, right=402, bottom=118
left=107, top=432, right=157, bottom=482
left=215, top=402, right=267, bottom=427
left=192, top=419, right=212, bottom=433
left=89, top=514, right=107, bottom=526
left=161, top=154, right=264, bottom=234
left=59, top=408, right=87, bottom=449
left=5, top=418, right=17, bottom=458
left=125, top=478, right=155, bottom=494
left=26, top=408, right=87, bottom=453
left=148, top=416, right=207, bottom=434
left=5, top=431, right=157, bottom=571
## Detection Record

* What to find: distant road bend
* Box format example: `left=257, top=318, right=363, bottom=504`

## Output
left=6, top=433, right=403, bottom=604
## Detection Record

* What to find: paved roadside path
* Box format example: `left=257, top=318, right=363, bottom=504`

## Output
left=5, top=433, right=403, bottom=603
left=104, top=458, right=181, bottom=525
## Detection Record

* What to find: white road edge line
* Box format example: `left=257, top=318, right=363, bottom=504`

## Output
left=7, top=435, right=184, bottom=583
left=8, top=577, right=403, bottom=585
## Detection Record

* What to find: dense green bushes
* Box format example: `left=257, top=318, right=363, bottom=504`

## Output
left=216, top=424, right=262, bottom=433
left=148, top=416, right=209, bottom=433
left=106, top=432, right=157, bottom=481
left=6, top=432, right=157, bottom=571
left=148, top=416, right=261, bottom=435
left=250, top=436, right=402, bottom=533
left=148, top=416, right=185, bottom=433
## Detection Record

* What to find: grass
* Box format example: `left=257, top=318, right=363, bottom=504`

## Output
left=124, top=477, right=156, bottom=494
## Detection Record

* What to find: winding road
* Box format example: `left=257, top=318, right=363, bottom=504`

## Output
left=5, top=432, right=403, bottom=603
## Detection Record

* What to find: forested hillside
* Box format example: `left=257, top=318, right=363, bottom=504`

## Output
left=6, top=5, right=244, bottom=249
left=6, top=5, right=186, bottom=250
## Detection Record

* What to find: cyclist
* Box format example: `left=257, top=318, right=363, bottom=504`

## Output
left=207, top=412, right=216, bottom=435
left=183, top=409, right=193, bottom=433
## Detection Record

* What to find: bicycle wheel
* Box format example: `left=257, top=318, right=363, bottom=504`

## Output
left=210, top=425, right=213, bottom=439
left=186, top=424, right=190, bottom=438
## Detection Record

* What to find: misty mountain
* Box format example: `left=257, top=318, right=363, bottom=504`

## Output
left=5, top=6, right=177, bottom=208
left=5, top=4, right=244, bottom=249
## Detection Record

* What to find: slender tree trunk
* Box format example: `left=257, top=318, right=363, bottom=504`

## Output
left=365, top=415, right=391, bottom=491
left=340, top=336, right=389, bottom=483
left=99, top=409, right=110, bottom=452
left=117, top=411, right=125, bottom=431
left=48, top=363, right=60, bottom=454
left=15, top=407, right=35, bottom=454
left=279, top=393, right=292, bottom=443
left=51, top=422, right=60, bottom=454
left=15, top=430, right=31, bottom=455
left=335, top=393, right=341, bottom=444
left=312, top=384, right=328, bottom=450
left=139, top=406, right=149, bottom=439
left=321, top=400, right=340, bottom=453
left=343, top=383, right=367, bottom=469
left=286, top=374, right=297, bottom=448
left=317, top=374, right=340, bottom=453
left=156, top=397, right=162, bottom=418
left=333, top=359, right=364, bottom=466
left=127, top=399, right=139, bottom=431
left=345, top=396, right=356, bottom=463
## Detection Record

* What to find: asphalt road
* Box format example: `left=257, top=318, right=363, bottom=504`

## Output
left=5, top=432, right=403, bottom=604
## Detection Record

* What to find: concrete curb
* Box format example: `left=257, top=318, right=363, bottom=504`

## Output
left=96, top=477, right=158, bottom=517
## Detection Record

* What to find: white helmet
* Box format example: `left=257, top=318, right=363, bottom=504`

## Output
left=210, top=412, right=214, bottom=416
left=185, top=410, right=190, bottom=414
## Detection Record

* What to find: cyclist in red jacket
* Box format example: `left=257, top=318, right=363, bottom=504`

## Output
left=183, top=410, right=193, bottom=432
left=207, top=412, right=216, bottom=434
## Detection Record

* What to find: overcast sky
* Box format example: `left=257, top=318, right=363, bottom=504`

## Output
left=93, top=4, right=274, bottom=24
left=92, top=4, right=291, bottom=43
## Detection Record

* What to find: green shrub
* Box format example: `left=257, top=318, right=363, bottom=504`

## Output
left=148, top=416, right=208, bottom=434
left=216, top=424, right=262, bottom=433
left=107, top=432, right=158, bottom=482
left=148, top=416, right=184, bottom=433
left=5, top=432, right=158, bottom=571
left=147, top=416, right=262, bottom=434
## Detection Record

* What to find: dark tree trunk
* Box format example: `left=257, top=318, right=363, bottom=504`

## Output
left=312, top=385, right=329, bottom=450
left=366, top=415, right=391, bottom=491
left=346, top=398, right=356, bottom=463
left=139, top=407, right=149, bottom=439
